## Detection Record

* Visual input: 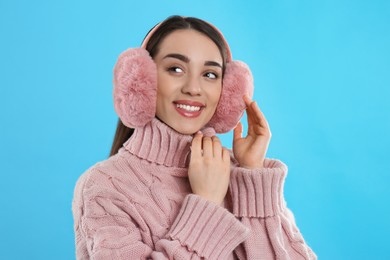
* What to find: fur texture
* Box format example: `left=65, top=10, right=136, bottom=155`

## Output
left=113, top=49, right=253, bottom=133
left=113, top=48, right=157, bottom=128
left=207, top=61, right=254, bottom=133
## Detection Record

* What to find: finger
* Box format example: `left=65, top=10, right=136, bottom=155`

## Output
left=222, top=148, right=230, bottom=163
left=191, top=132, right=203, bottom=158
left=233, top=122, right=243, bottom=141
left=243, top=95, right=257, bottom=126
left=246, top=105, right=257, bottom=128
left=252, top=101, right=270, bottom=130
left=246, top=98, right=270, bottom=129
left=245, top=102, right=260, bottom=128
left=243, top=94, right=252, bottom=107
left=202, top=136, right=213, bottom=157
left=245, top=108, right=258, bottom=137
left=212, top=136, right=222, bottom=158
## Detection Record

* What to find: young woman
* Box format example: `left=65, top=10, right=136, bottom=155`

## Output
left=72, top=15, right=316, bottom=259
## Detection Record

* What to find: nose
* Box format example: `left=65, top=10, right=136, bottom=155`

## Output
left=181, top=73, right=201, bottom=96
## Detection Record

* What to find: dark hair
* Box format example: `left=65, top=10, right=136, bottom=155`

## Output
left=109, top=15, right=229, bottom=156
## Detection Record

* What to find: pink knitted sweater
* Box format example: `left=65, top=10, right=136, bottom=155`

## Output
left=72, top=118, right=316, bottom=259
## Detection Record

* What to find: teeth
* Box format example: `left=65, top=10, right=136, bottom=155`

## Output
left=176, top=104, right=201, bottom=112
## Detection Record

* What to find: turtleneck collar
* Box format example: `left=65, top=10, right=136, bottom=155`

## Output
left=123, top=118, right=216, bottom=168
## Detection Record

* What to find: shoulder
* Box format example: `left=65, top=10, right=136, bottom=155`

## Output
left=72, top=153, right=128, bottom=203
left=72, top=149, right=156, bottom=206
left=75, top=155, right=116, bottom=186
left=71, top=153, right=141, bottom=230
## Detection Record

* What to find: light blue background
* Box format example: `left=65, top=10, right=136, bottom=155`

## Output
left=1, top=0, right=389, bottom=259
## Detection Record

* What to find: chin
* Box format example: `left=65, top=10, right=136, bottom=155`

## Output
left=157, top=115, right=208, bottom=135
left=172, top=125, right=200, bottom=135
left=168, top=120, right=204, bottom=135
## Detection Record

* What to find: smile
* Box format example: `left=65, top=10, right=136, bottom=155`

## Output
left=173, top=100, right=205, bottom=118
left=176, top=104, right=201, bottom=111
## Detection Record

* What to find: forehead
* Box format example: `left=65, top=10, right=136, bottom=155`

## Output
left=156, top=29, right=222, bottom=62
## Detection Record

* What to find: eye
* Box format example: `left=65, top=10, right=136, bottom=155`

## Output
left=204, top=72, right=218, bottom=79
left=167, top=67, right=183, bottom=73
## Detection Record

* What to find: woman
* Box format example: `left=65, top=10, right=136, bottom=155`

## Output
left=72, top=15, right=316, bottom=259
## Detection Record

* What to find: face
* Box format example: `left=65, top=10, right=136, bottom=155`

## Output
left=154, top=29, right=223, bottom=135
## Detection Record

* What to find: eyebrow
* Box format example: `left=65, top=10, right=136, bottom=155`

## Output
left=163, top=53, right=222, bottom=69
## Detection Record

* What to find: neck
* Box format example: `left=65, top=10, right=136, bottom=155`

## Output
left=122, top=118, right=215, bottom=168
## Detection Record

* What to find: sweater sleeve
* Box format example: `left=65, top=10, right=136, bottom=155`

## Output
left=229, top=158, right=317, bottom=260
left=72, top=169, right=249, bottom=260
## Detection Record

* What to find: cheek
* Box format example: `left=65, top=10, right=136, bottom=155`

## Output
left=209, top=84, right=223, bottom=107
left=156, top=74, right=180, bottom=112
left=156, top=71, right=171, bottom=99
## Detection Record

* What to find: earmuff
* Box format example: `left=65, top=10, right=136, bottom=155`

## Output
left=113, top=18, right=254, bottom=133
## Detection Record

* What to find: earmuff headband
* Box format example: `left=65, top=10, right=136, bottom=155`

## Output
left=113, top=16, right=254, bottom=133
left=140, top=17, right=233, bottom=62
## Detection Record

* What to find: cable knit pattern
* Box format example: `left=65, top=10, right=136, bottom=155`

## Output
left=72, top=118, right=316, bottom=259
left=168, top=195, right=250, bottom=259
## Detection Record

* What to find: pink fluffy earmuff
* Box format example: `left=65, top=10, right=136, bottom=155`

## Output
left=113, top=19, right=254, bottom=133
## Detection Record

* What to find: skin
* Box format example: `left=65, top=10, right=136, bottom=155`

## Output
left=154, top=29, right=223, bottom=135
left=154, top=29, right=271, bottom=205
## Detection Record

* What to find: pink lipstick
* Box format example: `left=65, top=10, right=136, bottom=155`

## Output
left=173, top=100, right=205, bottom=118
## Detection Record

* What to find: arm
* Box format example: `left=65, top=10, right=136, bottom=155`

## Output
left=72, top=170, right=249, bottom=260
left=229, top=159, right=317, bottom=259
left=230, top=96, right=316, bottom=259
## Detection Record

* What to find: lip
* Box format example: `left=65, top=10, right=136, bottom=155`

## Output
left=173, top=100, right=205, bottom=118
left=174, top=100, right=205, bottom=107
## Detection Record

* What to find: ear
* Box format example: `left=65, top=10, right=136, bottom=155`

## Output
left=207, top=61, right=254, bottom=133
left=113, top=48, right=157, bottom=128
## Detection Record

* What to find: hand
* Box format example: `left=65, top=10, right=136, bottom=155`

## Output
left=233, top=95, right=271, bottom=169
left=188, top=133, right=231, bottom=205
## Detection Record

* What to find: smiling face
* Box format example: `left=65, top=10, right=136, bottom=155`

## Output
left=153, top=29, right=223, bottom=135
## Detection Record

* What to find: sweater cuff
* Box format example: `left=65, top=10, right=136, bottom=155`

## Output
left=168, top=194, right=250, bottom=259
left=230, top=158, right=288, bottom=218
